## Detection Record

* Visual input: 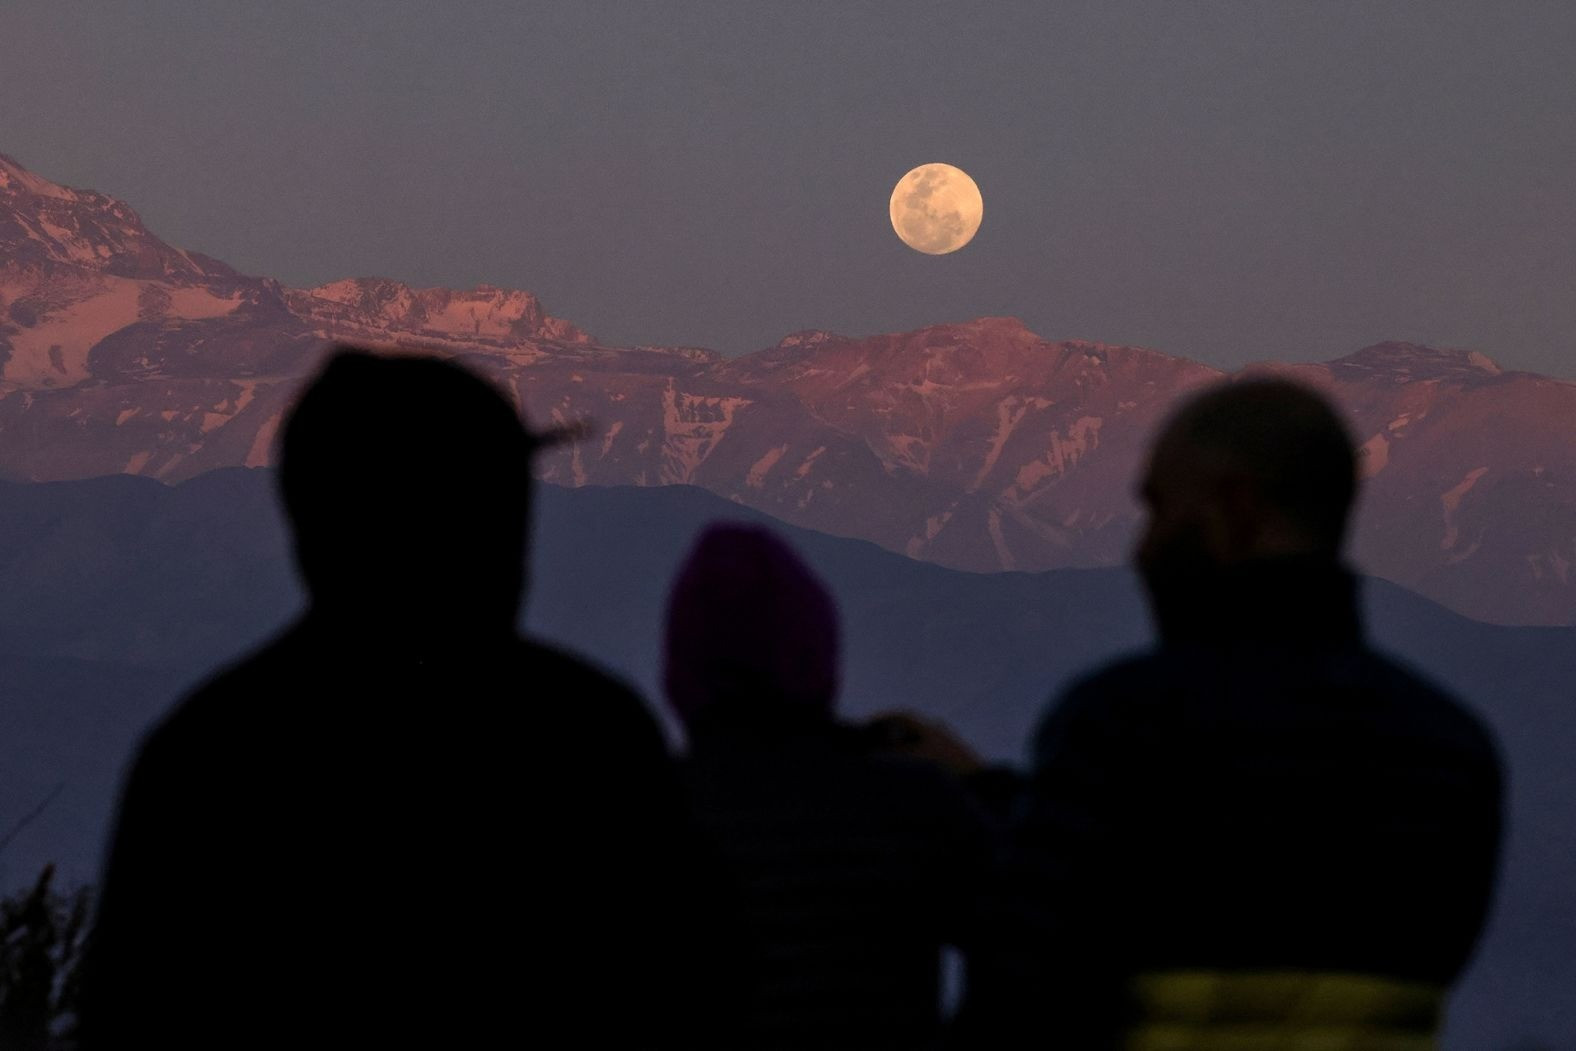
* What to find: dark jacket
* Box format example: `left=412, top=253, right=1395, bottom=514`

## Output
left=683, top=707, right=990, bottom=1050
left=959, top=559, right=1504, bottom=1047
left=81, top=617, right=717, bottom=1050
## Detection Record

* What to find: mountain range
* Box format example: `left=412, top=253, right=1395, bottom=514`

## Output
left=4, top=153, right=1576, bottom=625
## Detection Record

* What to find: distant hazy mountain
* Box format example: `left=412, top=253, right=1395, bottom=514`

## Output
left=0, top=469, right=1569, bottom=1048
left=4, top=153, right=1576, bottom=625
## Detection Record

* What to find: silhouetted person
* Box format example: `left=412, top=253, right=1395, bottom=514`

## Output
left=665, top=524, right=990, bottom=1050
left=81, top=349, right=717, bottom=1049
left=958, top=379, right=1503, bottom=1048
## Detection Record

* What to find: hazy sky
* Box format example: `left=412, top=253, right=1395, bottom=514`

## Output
left=4, top=1, right=1575, bottom=373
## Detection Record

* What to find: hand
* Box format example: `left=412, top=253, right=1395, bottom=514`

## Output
left=862, top=711, right=983, bottom=775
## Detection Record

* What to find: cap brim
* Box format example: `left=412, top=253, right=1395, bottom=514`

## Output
left=526, top=420, right=593, bottom=452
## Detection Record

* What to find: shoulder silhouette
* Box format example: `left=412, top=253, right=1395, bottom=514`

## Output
left=81, top=348, right=716, bottom=1049
left=959, top=379, right=1504, bottom=1049
left=666, top=524, right=990, bottom=1050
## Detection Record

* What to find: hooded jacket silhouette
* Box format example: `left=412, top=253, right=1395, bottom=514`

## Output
left=80, top=350, right=717, bottom=1049
left=665, top=524, right=990, bottom=1050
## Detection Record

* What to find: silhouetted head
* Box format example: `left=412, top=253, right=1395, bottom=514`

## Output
left=664, top=524, right=841, bottom=729
left=279, top=348, right=542, bottom=641
left=1137, top=378, right=1358, bottom=621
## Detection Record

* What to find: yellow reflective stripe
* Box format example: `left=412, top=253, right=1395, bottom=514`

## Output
left=1124, top=971, right=1444, bottom=1051
left=1126, top=1025, right=1436, bottom=1051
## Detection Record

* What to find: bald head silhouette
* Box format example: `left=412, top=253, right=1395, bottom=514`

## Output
left=278, top=348, right=540, bottom=641
left=1136, top=379, right=1358, bottom=629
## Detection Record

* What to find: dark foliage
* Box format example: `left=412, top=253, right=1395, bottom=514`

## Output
left=0, top=865, right=91, bottom=1051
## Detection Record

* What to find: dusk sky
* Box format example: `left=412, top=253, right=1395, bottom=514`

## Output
left=5, top=1, right=1575, bottom=373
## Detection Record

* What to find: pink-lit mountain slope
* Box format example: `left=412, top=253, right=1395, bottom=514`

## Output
left=3, top=152, right=1574, bottom=625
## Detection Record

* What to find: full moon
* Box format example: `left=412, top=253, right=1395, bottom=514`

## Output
left=889, top=163, right=983, bottom=254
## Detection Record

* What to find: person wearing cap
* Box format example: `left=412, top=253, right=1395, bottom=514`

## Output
left=956, top=379, right=1503, bottom=1049
left=664, top=524, right=991, bottom=1050
left=81, top=349, right=725, bottom=1049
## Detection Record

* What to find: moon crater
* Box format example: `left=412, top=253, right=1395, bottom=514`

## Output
left=889, top=163, right=983, bottom=255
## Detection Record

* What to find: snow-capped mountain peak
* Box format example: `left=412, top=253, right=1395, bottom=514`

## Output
left=1330, top=341, right=1507, bottom=382
left=0, top=153, right=226, bottom=282
left=4, top=151, right=1576, bottom=625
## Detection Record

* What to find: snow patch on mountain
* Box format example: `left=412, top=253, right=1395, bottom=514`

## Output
left=225, top=381, right=258, bottom=417
left=245, top=411, right=282, bottom=468
left=165, top=286, right=246, bottom=320
left=970, top=396, right=1042, bottom=492
left=906, top=509, right=957, bottom=557
left=0, top=154, right=77, bottom=200
left=1360, top=433, right=1390, bottom=478
left=600, top=420, right=624, bottom=458
left=291, top=278, right=591, bottom=347
left=2, top=275, right=142, bottom=384
left=746, top=444, right=790, bottom=489
left=1333, top=343, right=1507, bottom=384
left=658, top=383, right=749, bottom=484
left=884, top=434, right=930, bottom=475
left=1466, top=351, right=1501, bottom=374
left=1441, top=467, right=1490, bottom=551
left=794, top=446, right=826, bottom=480
left=1007, top=417, right=1103, bottom=501
left=776, top=330, right=843, bottom=349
